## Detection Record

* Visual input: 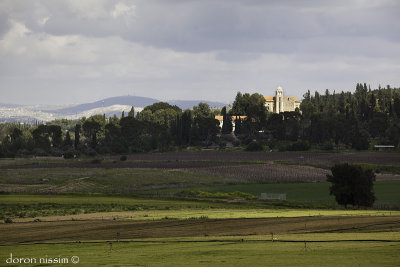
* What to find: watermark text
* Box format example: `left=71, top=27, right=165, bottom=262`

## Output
left=5, top=253, right=79, bottom=264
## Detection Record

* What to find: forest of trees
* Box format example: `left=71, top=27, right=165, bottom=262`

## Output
left=0, top=83, right=399, bottom=157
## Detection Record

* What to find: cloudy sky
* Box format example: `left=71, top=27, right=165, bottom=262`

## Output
left=0, top=0, right=399, bottom=105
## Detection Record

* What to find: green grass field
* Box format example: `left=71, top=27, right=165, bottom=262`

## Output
left=147, top=180, right=400, bottom=204
left=0, top=168, right=225, bottom=188
left=121, top=209, right=400, bottom=221
left=1, top=194, right=399, bottom=222
left=1, top=165, right=398, bottom=205
left=1, top=154, right=399, bottom=266
left=0, top=194, right=238, bottom=220
left=1, top=232, right=399, bottom=266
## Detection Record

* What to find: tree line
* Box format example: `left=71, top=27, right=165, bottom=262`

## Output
left=229, top=83, right=400, bottom=151
left=0, top=83, right=399, bottom=157
left=0, top=102, right=220, bottom=157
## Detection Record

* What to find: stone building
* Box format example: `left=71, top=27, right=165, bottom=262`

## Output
left=264, top=86, right=301, bottom=113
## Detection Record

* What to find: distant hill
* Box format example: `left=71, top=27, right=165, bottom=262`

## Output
left=50, top=95, right=160, bottom=115
left=168, top=100, right=228, bottom=110
left=0, top=103, right=23, bottom=108
left=0, top=96, right=229, bottom=123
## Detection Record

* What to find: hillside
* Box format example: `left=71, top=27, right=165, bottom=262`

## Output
left=0, top=96, right=228, bottom=123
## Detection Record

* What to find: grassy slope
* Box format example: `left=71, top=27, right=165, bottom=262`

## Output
left=1, top=166, right=398, bottom=204
left=1, top=233, right=399, bottom=266
left=1, top=194, right=399, bottom=221
left=0, top=195, right=237, bottom=219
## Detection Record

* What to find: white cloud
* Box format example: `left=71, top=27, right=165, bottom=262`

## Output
left=0, top=21, right=97, bottom=64
left=37, top=16, right=50, bottom=27
left=111, top=2, right=136, bottom=18
left=66, top=0, right=110, bottom=20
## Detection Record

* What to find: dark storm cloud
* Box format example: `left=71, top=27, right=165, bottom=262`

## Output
left=1, top=0, right=399, bottom=105
left=3, top=0, right=399, bottom=55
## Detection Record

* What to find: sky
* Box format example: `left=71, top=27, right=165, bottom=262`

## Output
left=0, top=0, right=399, bottom=105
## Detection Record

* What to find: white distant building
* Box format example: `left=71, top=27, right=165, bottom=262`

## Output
left=264, top=86, right=301, bottom=113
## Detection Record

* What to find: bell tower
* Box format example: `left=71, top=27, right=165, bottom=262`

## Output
left=275, top=86, right=284, bottom=113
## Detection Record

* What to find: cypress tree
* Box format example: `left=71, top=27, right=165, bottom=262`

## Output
left=221, top=106, right=233, bottom=134
left=74, top=124, right=81, bottom=149
left=182, top=110, right=192, bottom=145
left=128, top=107, right=135, bottom=117
left=234, top=116, right=241, bottom=135
left=64, top=131, right=72, bottom=147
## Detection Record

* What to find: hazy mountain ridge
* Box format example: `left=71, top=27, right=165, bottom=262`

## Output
left=49, top=96, right=160, bottom=115
left=0, top=96, right=228, bottom=123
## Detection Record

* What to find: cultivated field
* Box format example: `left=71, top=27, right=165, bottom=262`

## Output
left=1, top=216, right=399, bottom=266
left=1, top=233, right=399, bottom=266
left=115, top=151, right=400, bottom=166
left=1, top=151, right=399, bottom=266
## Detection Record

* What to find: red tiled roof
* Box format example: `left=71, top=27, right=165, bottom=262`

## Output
left=264, top=96, right=275, bottom=101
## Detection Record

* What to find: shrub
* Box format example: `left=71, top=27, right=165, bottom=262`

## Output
left=233, top=140, right=241, bottom=147
left=63, top=149, right=76, bottom=159
left=32, top=148, right=47, bottom=157
left=246, top=141, right=264, bottom=151
left=220, top=134, right=235, bottom=143
left=219, top=142, right=227, bottom=150
left=278, top=144, right=287, bottom=151
left=4, top=218, right=13, bottom=223
left=352, top=136, right=370, bottom=150
left=320, top=141, right=334, bottom=151
left=90, top=158, right=102, bottom=164
left=17, top=149, right=31, bottom=156
left=120, top=155, right=128, bottom=161
left=50, top=148, right=63, bottom=157
left=287, top=140, right=310, bottom=151
left=85, top=147, right=98, bottom=157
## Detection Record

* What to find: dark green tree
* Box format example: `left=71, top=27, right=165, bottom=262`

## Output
left=234, top=116, right=242, bottom=135
left=266, top=113, right=285, bottom=140
left=82, top=116, right=103, bottom=149
left=143, top=102, right=181, bottom=113
left=232, top=92, right=266, bottom=134
left=63, top=131, right=72, bottom=147
left=128, top=106, right=135, bottom=117
left=221, top=106, right=233, bottom=134
left=47, top=125, right=62, bottom=148
left=74, top=124, right=81, bottom=149
left=104, top=123, right=124, bottom=153
left=193, top=102, right=212, bottom=118
left=119, top=116, right=146, bottom=152
left=327, top=163, right=375, bottom=207
left=368, top=112, right=388, bottom=138
left=393, top=94, right=400, bottom=117
left=181, top=110, right=192, bottom=145
left=32, top=125, right=51, bottom=152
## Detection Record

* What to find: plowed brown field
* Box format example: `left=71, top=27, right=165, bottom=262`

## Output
left=1, top=216, right=399, bottom=245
